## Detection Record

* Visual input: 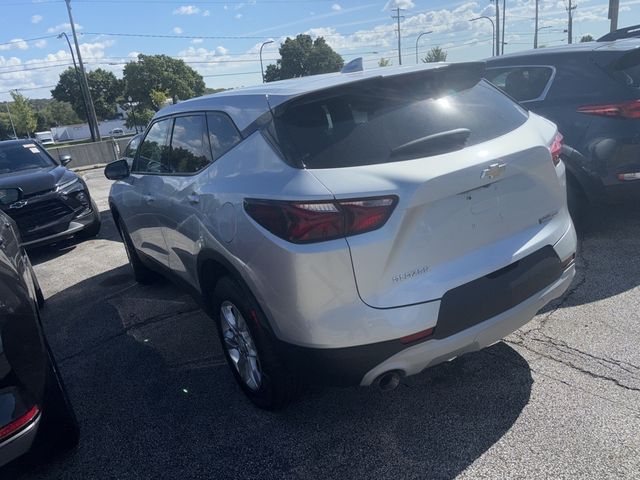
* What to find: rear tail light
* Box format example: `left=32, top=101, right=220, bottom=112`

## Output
left=577, top=99, right=640, bottom=119
left=400, top=327, right=434, bottom=344
left=550, top=132, right=563, bottom=166
left=0, top=405, right=39, bottom=441
left=244, top=196, right=397, bottom=244
left=617, top=172, right=640, bottom=181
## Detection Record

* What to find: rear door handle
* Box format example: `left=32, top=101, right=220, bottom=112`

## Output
left=143, top=194, right=155, bottom=203
left=187, top=193, right=200, bottom=204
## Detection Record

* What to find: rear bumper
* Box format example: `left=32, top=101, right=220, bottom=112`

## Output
left=278, top=223, right=577, bottom=387
left=361, top=263, right=574, bottom=385
left=0, top=412, right=41, bottom=467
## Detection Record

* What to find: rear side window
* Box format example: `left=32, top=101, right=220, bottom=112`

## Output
left=273, top=79, right=527, bottom=169
left=485, top=66, right=554, bottom=102
left=170, top=115, right=212, bottom=174
left=206, top=112, right=241, bottom=161
left=133, top=119, right=171, bottom=174
left=608, top=49, right=640, bottom=88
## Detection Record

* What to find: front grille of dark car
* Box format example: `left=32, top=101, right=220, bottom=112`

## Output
left=6, top=198, right=73, bottom=238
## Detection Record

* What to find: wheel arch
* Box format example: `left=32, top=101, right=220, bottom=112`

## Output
left=196, top=249, right=276, bottom=335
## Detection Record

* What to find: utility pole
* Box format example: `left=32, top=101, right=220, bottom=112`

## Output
left=391, top=7, right=405, bottom=65
left=5, top=101, right=17, bottom=139
left=494, top=1, right=500, bottom=56
left=501, top=0, right=506, bottom=54
left=567, top=0, right=577, bottom=44
left=58, top=32, right=91, bottom=130
left=534, top=0, right=539, bottom=48
left=608, top=0, right=619, bottom=32
left=64, top=0, right=100, bottom=141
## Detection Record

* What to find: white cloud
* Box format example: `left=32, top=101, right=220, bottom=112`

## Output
left=31, top=14, right=43, bottom=24
left=332, top=4, right=342, bottom=11
left=384, top=0, right=415, bottom=10
left=0, top=39, right=28, bottom=51
left=46, top=22, right=82, bottom=33
left=34, top=39, right=47, bottom=48
left=215, top=46, right=229, bottom=55
left=191, top=38, right=204, bottom=44
left=235, top=13, right=243, bottom=19
left=173, top=26, right=183, bottom=34
left=203, top=9, right=210, bottom=16
left=173, top=5, right=200, bottom=15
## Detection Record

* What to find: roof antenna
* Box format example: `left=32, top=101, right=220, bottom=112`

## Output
left=341, top=57, right=364, bottom=73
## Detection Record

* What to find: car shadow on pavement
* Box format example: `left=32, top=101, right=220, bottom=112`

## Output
left=3, top=263, right=534, bottom=480
left=27, top=208, right=121, bottom=266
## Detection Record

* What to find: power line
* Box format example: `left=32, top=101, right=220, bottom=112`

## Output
left=0, top=35, right=58, bottom=48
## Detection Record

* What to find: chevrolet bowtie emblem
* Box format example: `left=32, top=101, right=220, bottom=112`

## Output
left=9, top=200, right=27, bottom=209
left=481, top=163, right=507, bottom=179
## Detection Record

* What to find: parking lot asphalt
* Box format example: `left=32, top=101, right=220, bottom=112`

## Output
left=4, top=169, right=640, bottom=479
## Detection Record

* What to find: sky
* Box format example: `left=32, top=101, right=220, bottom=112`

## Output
left=0, top=0, right=639, bottom=102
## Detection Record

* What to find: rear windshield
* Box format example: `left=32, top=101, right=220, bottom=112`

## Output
left=273, top=78, right=527, bottom=169
left=609, top=49, right=640, bottom=88
left=0, top=143, right=56, bottom=174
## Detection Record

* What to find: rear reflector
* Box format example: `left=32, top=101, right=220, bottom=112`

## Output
left=0, top=405, right=39, bottom=441
left=617, top=172, right=640, bottom=181
left=577, top=99, right=640, bottom=119
left=244, top=196, right=397, bottom=244
left=400, top=327, right=435, bottom=344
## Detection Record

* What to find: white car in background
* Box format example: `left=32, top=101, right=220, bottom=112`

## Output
left=105, top=61, right=577, bottom=409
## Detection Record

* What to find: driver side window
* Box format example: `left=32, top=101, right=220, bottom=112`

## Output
left=132, top=119, right=172, bottom=174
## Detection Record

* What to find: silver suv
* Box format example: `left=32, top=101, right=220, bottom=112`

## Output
left=105, top=62, right=577, bottom=409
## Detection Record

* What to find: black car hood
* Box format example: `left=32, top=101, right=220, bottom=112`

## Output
left=0, top=165, right=77, bottom=196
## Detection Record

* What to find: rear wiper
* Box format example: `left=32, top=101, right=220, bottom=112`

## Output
left=390, top=128, right=471, bottom=159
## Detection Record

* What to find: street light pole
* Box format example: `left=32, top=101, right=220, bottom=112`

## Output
left=470, top=16, right=495, bottom=57
left=57, top=32, right=91, bottom=129
left=64, top=0, right=101, bottom=141
left=415, top=31, right=433, bottom=64
left=4, top=101, right=17, bottom=139
left=128, top=96, right=138, bottom=134
left=259, top=40, right=274, bottom=83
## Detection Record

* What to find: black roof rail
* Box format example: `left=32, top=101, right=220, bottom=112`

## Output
left=598, top=24, right=640, bottom=42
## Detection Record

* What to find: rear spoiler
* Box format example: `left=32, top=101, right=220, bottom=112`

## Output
left=269, top=62, right=487, bottom=113
left=598, top=24, right=640, bottom=42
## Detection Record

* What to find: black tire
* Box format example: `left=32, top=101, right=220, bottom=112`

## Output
left=35, top=341, right=80, bottom=453
left=117, top=217, right=157, bottom=284
left=212, top=276, right=302, bottom=410
left=567, top=175, right=587, bottom=225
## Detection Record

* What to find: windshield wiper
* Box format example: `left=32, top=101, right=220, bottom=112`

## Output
left=390, top=128, right=471, bottom=160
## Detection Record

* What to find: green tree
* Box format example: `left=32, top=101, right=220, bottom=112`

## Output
left=9, top=91, right=36, bottom=137
left=264, top=35, right=344, bottom=82
left=36, top=100, right=81, bottom=130
left=124, top=105, right=154, bottom=130
left=580, top=34, right=594, bottom=42
left=422, top=46, right=448, bottom=63
left=149, top=89, right=169, bottom=110
left=0, top=112, right=15, bottom=140
left=378, top=57, right=392, bottom=67
left=52, top=67, right=122, bottom=120
left=123, top=54, right=205, bottom=109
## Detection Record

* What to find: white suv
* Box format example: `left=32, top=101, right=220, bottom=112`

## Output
left=105, top=62, right=577, bottom=409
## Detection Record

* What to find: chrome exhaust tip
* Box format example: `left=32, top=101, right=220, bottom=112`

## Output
left=375, top=371, right=402, bottom=391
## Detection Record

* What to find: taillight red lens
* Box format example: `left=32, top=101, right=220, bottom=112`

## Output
left=244, top=196, right=397, bottom=244
left=577, top=99, right=640, bottom=119
left=550, top=132, right=563, bottom=166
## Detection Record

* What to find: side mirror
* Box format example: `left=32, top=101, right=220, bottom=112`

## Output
left=0, top=188, right=21, bottom=206
left=60, top=154, right=72, bottom=166
left=104, top=159, right=130, bottom=180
